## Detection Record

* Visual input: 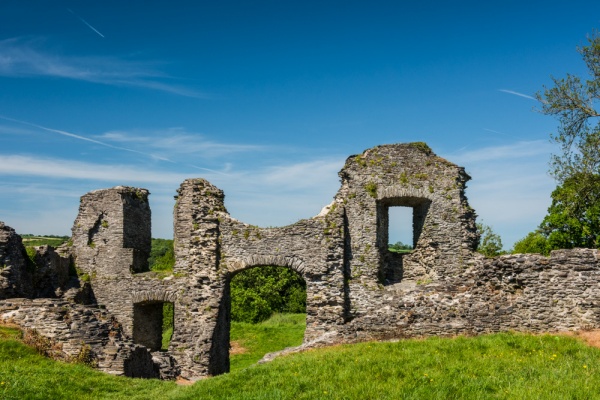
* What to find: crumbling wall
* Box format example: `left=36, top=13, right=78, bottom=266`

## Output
left=29, top=245, right=71, bottom=298
left=0, top=222, right=33, bottom=299
left=170, top=178, right=346, bottom=378
left=2, top=142, right=600, bottom=382
left=0, top=298, right=163, bottom=378
left=335, top=143, right=479, bottom=322
left=70, top=186, right=153, bottom=335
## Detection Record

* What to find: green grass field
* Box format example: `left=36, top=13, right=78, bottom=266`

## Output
left=21, top=235, right=69, bottom=248
left=2, top=321, right=600, bottom=399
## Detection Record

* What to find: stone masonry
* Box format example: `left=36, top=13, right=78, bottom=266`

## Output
left=1, top=142, right=600, bottom=381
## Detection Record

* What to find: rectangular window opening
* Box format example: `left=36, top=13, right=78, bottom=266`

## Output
left=133, top=301, right=174, bottom=352
left=388, top=206, right=414, bottom=253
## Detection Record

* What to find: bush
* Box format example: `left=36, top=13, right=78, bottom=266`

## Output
left=230, top=266, right=306, bottom=323
left=149, top=239, right=175, bottom=271
left=512, top=232, right=551, bottom=255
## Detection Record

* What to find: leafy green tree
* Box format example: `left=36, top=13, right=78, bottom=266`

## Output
left=230, top=266, right=306, bottom=323
left=512, top=231, right=550, bottom=255
left=531, top=30, right=600, bottom=251
left=539, top=173, right=600, bottom=249
left=536, top=30, right=600, bottom=184
left=476, top=223, right=504, bottom=257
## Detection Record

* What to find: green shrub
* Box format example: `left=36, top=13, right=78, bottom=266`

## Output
left=230, top=266, right=306, bottom=323
left=149, top=239, right=175, bottom=271
left=512, top=231, right=551, bottom=255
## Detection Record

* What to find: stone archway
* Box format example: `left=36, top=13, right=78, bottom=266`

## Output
left=209, top=257, right=308, bottom=373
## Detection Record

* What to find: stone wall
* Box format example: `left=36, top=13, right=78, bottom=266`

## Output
left=0, top=297, right=175, bottom=378
left=0, top=222, right=32, bottom=299
left=1, top=142, right=600, bottom=382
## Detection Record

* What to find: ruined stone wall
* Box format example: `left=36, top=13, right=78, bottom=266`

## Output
left=1, top=142, right=600, bottom=382
left=0, top=222, right=32, bottom=299
left=335, top=143, right=479, bottom=322
left=70, top=186, right=155, bottom=335
left=170, top=178, right=346, bottom=377
left=0, top=298, right=164, bottom=378
left=335, top=249, right=600, bottom=341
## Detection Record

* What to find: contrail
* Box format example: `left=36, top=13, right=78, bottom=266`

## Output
left=67, top=8, right=105, bottom=38
left=483, top=128, right=507, bottom=135
left=498, top=89, right=536, bottom=101
left=0, top=115, right=169, bottom=161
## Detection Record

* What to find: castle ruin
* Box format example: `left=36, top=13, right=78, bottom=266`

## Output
left=1, top=143, right=599, bottom=380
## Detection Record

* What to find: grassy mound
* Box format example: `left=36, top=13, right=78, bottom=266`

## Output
left=2, top=322, right=600, bottom=399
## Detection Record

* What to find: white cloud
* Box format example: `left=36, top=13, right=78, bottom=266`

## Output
left=98, top=129, right=265, bottom=158
left=0, top=37, right=204, bottom=98
left=451, top=140, right=554, bottom=163
left=0, top=140, right=559, bottom=247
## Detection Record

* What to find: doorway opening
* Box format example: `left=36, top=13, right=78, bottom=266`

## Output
left=228, top=265, right=307, bottom=372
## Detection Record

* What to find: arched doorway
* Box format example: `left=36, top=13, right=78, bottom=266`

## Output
left=211, top=262, right=308, bottom=373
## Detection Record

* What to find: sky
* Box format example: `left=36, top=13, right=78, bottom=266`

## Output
left=1, top=1, right=599, bottom=249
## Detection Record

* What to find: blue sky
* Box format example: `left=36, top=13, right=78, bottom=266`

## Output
left=1, top=1, right=599, bottom=248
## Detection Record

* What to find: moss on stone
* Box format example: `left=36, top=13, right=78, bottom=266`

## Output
left=408, top=142, right=433, bottom=155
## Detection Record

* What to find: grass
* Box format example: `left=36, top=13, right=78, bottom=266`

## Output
left=21, top=235, right=69, bottom=248
left=2, top=322, right=600, bottom=399
left=230, top=313, right=306, bottom=371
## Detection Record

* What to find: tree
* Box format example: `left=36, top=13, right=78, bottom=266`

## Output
left=536, top=30, right=600, bottom=184
left=531, top=30, right=600, bottom=251
left=388, top=241, right=412, bottom=253
left=476, top=223, right=504, bottom=257
left=149, top=238, right=175, bottom=271
left=539, top=173, right=600, bottom=249
left=512, top=231, right=550, bottom=255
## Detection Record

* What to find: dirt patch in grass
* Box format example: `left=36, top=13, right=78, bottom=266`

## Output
left=561, top=329, right=600, bottom=348
left=230, top=341, right=248, bottom=355
left=175, top=377, right=195, bottom=386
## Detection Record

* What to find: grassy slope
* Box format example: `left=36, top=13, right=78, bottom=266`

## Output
left=2, top=324, right=600, bottom=399
left=230, top=313, right=306, bottom=371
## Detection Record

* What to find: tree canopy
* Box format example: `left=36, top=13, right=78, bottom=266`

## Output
left=536, top=30, right=600, bottom=183
left=230, top=266, right=306, bottom=323
left=539, top=173, right=600, bottom=249
left=514, top=30, right=600, bottom=254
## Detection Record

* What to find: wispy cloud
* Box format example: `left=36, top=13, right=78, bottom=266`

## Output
left=0, top=115, right=172, bottom=161
left=0, top=155, right=187, bottom=184
left=498, top=89, right=537, bottom=101
left=0, top=38, right=204, bottom=97
left=450, top=140, right=554, bottom=163
left=444, top=140, right=556, bottom=248
left=99, top=129, right=266, bottom=158
left=67, top=8, right=105, bottom=38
